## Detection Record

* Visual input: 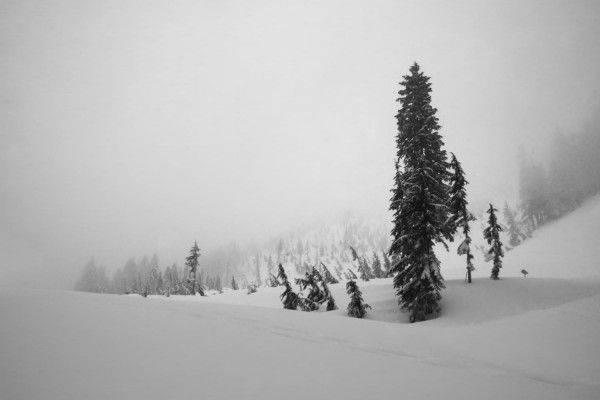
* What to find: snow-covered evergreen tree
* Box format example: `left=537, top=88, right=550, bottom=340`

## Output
left=278, top=264, right=299, bottom=310
left=483, top=204, right=504, bottom=280
left=349, top=246, right=360, bottom=263
left=448, top=153, right=476, bottom=282
left=350, top=245, right=372, bottom=281
left=320, top=262, right=339, bottom=284
left=389, top=62, right=450, bottom=322
left=347, top=268, right=358, bottom=280
left=322, top=278, right=338, bottom=311
left=503, top=202, right=527, bottom=248
left=371, top=252, right=384, bottom=278
left=185, top=241, right=204, bottom=296
left=310, top=268, right=338, bottom=311
left=295, top=268, right=326, bottom=311
left=247, top=282, right=257, bottom=294
left=231, top=275, right=239, bottom=290
left=75, top=259, right=109, bottom=293
left=357, top=258, right=371, bottom=282
left=266, top=273, right=279, bottom=287
left=346, top=280, right=371, bottom=318
left=215, top=276, right=223, bottom=294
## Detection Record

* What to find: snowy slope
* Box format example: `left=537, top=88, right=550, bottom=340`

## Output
left=502, top=195, right=600, bottom=279
left=2, top=278, right=600, bottom=400
left=436, top=194, right=600, bottom=281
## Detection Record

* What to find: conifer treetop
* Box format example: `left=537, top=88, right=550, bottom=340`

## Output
left=185, top=241, right=201, bottom=273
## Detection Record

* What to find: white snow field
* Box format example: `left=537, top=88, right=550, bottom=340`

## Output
left=2, top=279, right=600, bottom=399
left=2, top=197, right=600, bottom=400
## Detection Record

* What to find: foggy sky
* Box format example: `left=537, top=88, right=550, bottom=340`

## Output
left=2, top=0, right=599, bottom=288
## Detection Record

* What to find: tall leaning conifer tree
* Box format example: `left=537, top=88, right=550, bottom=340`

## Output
left=389, top=63, right=451, bottom=323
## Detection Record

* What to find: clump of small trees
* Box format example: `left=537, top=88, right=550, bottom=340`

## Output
left=277, top=265, right=338, bottom=312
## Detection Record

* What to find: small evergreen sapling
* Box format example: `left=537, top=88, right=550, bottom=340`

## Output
left=278, top=264, right=299, bottom=310
left=266, top=273, right=280, bottom=287
left=346, top=280, right=371, bottom=318
left=247, top=282, right=257, bottom=294
left=483, top=204, right=504, bottom=280
left=321, top=276, right=338, bottom=311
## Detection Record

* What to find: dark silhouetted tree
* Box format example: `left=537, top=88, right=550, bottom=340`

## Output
left=346, top=280, right=371, bottom=318
left=448, top=153, right=476, bottom=282
left=278, top=264, right=299, bottom=310
left=483, top=204, right=504, bottom=280
left=185, top=241, right=204, bottom=295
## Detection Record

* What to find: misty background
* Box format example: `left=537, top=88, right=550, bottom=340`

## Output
left=1, top=0, right=599, bottom=289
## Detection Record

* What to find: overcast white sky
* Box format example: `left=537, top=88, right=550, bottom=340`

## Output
left=1, top=0, right=599, bottom=288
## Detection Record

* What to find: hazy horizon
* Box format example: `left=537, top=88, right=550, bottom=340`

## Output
left=2, top=0, right=599, bottom=289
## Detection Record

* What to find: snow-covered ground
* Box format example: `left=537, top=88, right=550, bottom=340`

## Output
left=2, top=277, right=600, bottom=399
left=502, top=195, right=600, bottom=280
left=2, top=197, right=600, bottom=399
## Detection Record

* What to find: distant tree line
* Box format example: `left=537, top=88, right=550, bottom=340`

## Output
left=75, top=244, right=231, bottom=297
left=518, top=124, right=600, bottom=230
